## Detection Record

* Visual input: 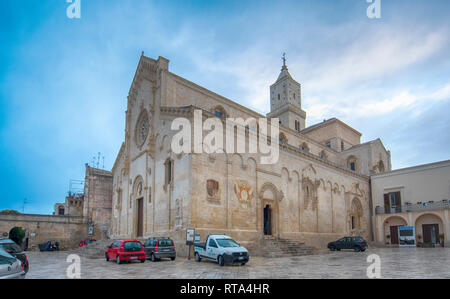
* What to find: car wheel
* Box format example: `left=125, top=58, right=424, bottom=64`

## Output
left=140, top=259, right=145, bottom=263
left=116, top=255, right=122, bottom=264
left=354, top=246, right=361, bottom=252
left=195, top=252, right=201, bottom=262
left=171, top=257, right=176, bottom=261
left=361, top=248, right=366, bottom=252
left=218, top=255, right=225, bottom=267
left=241, top=263, right=246, bottom=266
left=330, top=246, right=336, bottom=251
left=105, top=253, right=109, bottom=261
left=23, top=262, right=29, bottom=273
left=151, top=254, right=157, bottom=262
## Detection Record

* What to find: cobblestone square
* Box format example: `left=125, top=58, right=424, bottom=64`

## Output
left=25, top=247, right=450, bottom=279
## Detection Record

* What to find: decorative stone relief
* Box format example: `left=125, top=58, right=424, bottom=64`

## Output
left=175, top=198, right=183, bottom=229
left=206, top=179, right=220, bottom=202
left=233, top=180, right=254, bottom=205
left=302, top=177, right=318, bottom=211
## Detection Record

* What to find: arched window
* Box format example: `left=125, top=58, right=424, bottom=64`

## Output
left=58, top=206, right=65, bottom=216
left=300, top=142, right=309, bottom=153
left=319, top=150, right=327, bottom=160
left=294, top=120, right=301, bottom=132
left=213, top=105, right=227, bottom=118
left=164, top=158, right=174, bottom=190
left=350, top=198, right=363, bottom=230
left=347, top=156, right=358, bottom=171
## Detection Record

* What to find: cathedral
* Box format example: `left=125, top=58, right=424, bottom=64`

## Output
left=111, top=54, right=391, bottom=255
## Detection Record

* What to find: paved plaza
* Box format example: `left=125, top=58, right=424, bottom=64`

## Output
left=24, top=247, right=450, bottom=279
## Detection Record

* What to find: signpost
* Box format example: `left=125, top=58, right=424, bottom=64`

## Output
left=186, top=228, right=195, bottom=260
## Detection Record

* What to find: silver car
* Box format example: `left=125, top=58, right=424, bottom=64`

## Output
left=0, top=248, right=25, bottom=279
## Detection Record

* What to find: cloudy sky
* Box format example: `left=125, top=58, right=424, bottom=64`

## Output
left=1, top=0, right=449, bottom=214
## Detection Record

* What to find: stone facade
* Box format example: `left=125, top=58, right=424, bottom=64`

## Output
left=83, top=164, right=113, bottom=240
left=371, top=160, right=450, bottom=246
left=0, top=213, right=86, bottom=250
left=1, top=164, right=113, bottom=249
left=111, top=54, right=391, bottom=256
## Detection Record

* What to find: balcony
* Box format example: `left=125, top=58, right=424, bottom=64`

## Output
left=375, top=200, right=449, bottom=215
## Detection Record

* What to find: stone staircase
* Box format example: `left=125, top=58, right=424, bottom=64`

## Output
left=72, top=239, right=113, bottom=259
left=250, top=236, right=317, bottom=257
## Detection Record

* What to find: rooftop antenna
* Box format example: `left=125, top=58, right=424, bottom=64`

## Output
left=97, top=152, right=101, bottom=168
left=22, top=198, right=29, bottom=213
left=102, top=156, right=105, bottom=169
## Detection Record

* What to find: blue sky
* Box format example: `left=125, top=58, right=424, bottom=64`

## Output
left=1, top=0, right=449, bottom=214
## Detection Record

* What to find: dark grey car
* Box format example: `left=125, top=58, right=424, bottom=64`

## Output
left=143, top=238, right=176, bottom=262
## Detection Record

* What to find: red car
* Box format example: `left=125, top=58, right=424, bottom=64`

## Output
left=105, top=240, right=146, bottom=264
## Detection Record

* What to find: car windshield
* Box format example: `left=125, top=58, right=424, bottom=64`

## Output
left=123, top=242, right=142, bottom=251
left=158, top=239, right=173, bottom=247
left=216, top=239, right=240, bottom=248
left=0, top=243, right=21, bottom=253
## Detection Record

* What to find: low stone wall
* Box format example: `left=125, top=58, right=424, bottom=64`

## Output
left=0, top=214, right=88, bottom=250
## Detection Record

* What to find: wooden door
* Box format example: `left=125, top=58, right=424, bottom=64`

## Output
left=390, top=226, right=399, bottom=244
left=137, top=198, right=143, bottom=237
left=422, top=224, right=439, bottom=243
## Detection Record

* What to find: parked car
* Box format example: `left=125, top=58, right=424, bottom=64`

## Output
left=327, top=236, right=368, bottom=252
left=0, top=249, right=25, bottom=279
left=79, top=239, right=96, bottom=248
left=105, top=240, right=146, bottom=264
left=143, top=237, right=176, bottom=262
left=194, top=234, right=249, bottom=266
left=0, top=238, right=29, bottom=273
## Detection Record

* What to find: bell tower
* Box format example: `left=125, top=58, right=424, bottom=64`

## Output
left=267, top=54, right=306, bottom=132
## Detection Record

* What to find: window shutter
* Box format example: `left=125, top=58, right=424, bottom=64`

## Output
left=384, top=194, right=390, bottom=213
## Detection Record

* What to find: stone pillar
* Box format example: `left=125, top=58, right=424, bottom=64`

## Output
left=444, top=209, right=449, bottom=243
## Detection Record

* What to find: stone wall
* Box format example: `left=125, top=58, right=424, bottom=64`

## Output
left=0, top=214, right=88, bottom=250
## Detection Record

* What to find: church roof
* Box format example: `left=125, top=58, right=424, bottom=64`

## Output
left=272, top=54, right=300, bottom=85
left=275, top=64, right=294, bottom=83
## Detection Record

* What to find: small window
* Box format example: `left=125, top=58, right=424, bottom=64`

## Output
left=165, top=159, right=173, bottom=187
left=326, top=141, right=331, bottom=148
left=214, top=111, right=222, bottom=118
left=58, top=207, right=65, bottom=215
left=350, top=162, right=356, bottom=171
left=341, top=141, right=345, bottom=151
left=277, top=94, right=280, bottom=100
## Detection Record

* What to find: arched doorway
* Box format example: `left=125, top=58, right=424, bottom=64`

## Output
left=263, top=204, right=272, bottom=235
left=415, top=213, right=444, bottom=245
left=383, top=216, right=408, bottom=245
left=259, top=182, right=280, bottom=237
left=133, top=176, right=144, bottom=238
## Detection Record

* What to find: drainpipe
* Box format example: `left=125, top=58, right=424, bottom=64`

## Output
left=368, top=177, right=375, bottom=242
